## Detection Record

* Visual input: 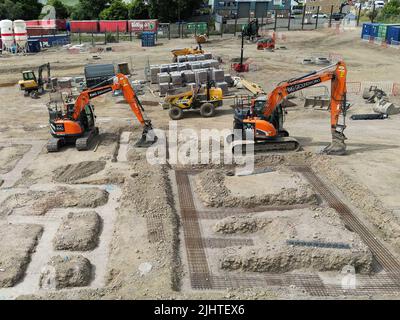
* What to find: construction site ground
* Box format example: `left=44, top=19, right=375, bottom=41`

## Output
left=0, top=28, right=400, bottom=300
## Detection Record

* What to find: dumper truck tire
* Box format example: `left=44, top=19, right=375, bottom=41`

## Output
left=169, top=106, right=184, bottom=120
left=200, top=103, right=215, bottom=118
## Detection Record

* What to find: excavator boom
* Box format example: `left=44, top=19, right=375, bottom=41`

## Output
left=47, top=73, right=156, bottom=152
left=232, top=61, right=348, bottom=155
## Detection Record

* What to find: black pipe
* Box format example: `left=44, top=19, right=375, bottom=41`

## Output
left=351, top=113, right=388, bottom=120
left=240, top=31, right=244, bottom=67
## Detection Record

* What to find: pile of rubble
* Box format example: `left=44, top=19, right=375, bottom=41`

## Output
left=149, top=53, right=233, bottom=96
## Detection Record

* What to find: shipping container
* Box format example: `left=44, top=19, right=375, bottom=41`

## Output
left=29, top=34, right=70, bottom=46
left=70, top=21, right=99, bottom=33
left=361, top=22, right=372, bottom=38
left=129, top=20, right=158, bottom=32
left=370, top=23, right=381, bottom=38
left=85, top=64, right=115, bottom=88
left=377, top=24, right=400, bottom=40
left=27, top=27, right=57, bottom=37
left=386, top=26, right=400, bottom=45
left=56, top=19, right=67, bottom=30
left=26, top=19, right=65, bottom=29
left=99, top=20, right=127, bottom=33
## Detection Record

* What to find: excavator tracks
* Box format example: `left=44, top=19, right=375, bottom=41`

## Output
left=46, top=137, right=62, bottom=153
left=76, top=128, right=99, bottom=151
left=232, top=137, right=301, bottom=154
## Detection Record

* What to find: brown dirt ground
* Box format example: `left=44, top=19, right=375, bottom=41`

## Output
left=1, top=27, right=400, bottom=300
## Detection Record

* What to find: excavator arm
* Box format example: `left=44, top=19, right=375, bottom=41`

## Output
left=71, top=73, right=155, bottom=147
left=236, top=61, right=348, bottom=155
left=262, top=61, right=347, bottom=133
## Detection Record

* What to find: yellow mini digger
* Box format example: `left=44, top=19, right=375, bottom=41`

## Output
left=164, top=81, right=223, bottom=120
left=19, top=63, right=51, bottom=99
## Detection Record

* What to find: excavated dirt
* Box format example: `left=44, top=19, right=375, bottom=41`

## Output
left=0, top=223, right=43, bottom=287
left=0, top=144, right=30, bottom=174
left=53, top=161, right=107, bottom=183
left=312, top=156, right=400, bottom=249
left=53, top=211, right=102, bottom=251
left=217, top=208, right=373, bottom=274
left=215, top=216, right=270, bottom=234
left=39, top=255, right=92, bottom=289
left=195, top=168, right=318, bottom=208
left=0, top=187, right=109, bottom=216
left=57, top=163, right=129, bottom=185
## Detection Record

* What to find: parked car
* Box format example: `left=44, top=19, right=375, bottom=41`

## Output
left=375, top=1, right=385, bottom=8
left=331, top=12, right=346, bottom=21
left=312, top=14, right=328, bottom=19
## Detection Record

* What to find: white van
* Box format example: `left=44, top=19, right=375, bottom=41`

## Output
left=375, top=1, right=385, bottom=8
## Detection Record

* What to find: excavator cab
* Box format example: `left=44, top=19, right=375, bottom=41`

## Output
left=20, top=70, right=39, bottom=95
left=80, top=104, right=96, bottom=131
left=22, top=71, right=37, bottom=82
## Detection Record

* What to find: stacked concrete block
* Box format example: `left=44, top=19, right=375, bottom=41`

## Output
left=191, top=62, right=202, bottom=70
left=170, top=72, right=183, bottom=86
left=209, top=60, right=219, bottom=68
left=177, top=56, right=187, bottom=63
left=151, top=53, right=232, bottom=96
left=212, top=69, right=225, bottom=82
left=158, top=73, right=171, bottom=84
left=187, top=55, right=196, bottom=62
left=150, top=65, right=161, bottom=84
left=195, top=70, right=208, bottom=84
left=195, top=54, right=205, bottom=61
left=159, top=82, right=171, bottom=96
left=178, top=64, right=187, bottom=71
left=169, top=64, right=178, bottom=72
left=201, top=61, right=211, bottom=68
left=182, top=70, right=195, bottom=83
left=160, top=64, right=169, bottom=73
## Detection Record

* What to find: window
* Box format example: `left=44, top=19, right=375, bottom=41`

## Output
left=23, top=72, right=35, bottom=81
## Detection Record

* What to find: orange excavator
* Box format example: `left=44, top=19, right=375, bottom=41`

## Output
left=47, top=73, right=156, bottom=152
left=230, top=61, right=349, bottom=155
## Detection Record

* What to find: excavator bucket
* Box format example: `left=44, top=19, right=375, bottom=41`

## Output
left=322, top=131, right=347, bottom=155
left=135, top=124, right=158, bottom=148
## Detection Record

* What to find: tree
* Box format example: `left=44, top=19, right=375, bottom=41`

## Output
left=128, top=0, right=150, bottom=19
left=0, top=0, right=43, bottom=20
left=71, top=0, right=109, bottom=20
left=47, top=0, right=70, bottom=19
left=381, top=0, right=400, bottom=16
left=367, top=9, right=378, bottom=22
left=148, top=0, right=204, bottom=22
left=99, top=0, right=129, bottom=20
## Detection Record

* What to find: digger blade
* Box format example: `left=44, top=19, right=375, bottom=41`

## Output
left=134, top=127, right=158, bottom=148
left=322, top=132, right=347, bottom=155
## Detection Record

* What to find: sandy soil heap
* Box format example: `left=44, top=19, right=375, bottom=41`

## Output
left=0, top=144, right=30, bottom=174
left=40, top=255, right=92, bottom=289
left=53, top=211, right=102, bottom=251
left=53, top=161, right=106, bottom=183
left=0, top=187, right=109, bottom=216
left=195, top=169, right=319, bottom=208
left=217, top=208, right=373, bottom=274
left=0, top=224, right=43, bottom=287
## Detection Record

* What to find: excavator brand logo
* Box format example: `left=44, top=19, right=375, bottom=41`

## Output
left=286, top=78, right=322, bottom=94
left=89, top=87, right=113, bottom=99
